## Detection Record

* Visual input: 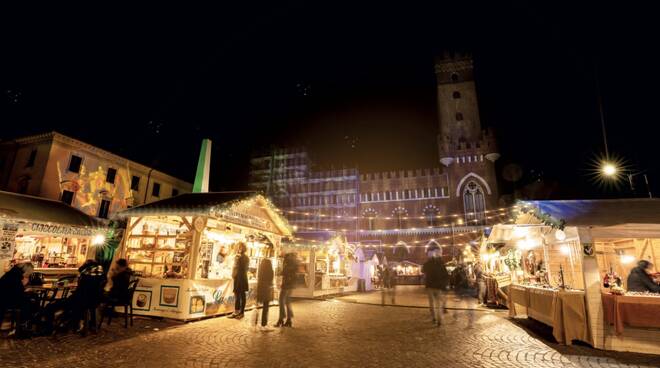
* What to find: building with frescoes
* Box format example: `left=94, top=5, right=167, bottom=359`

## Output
left=0, top=131, right=192, bottom=219
left=249, top=53, right=502, bottom=263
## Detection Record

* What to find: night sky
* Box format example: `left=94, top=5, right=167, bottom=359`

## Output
left=2, top=3, right=659, bottom=199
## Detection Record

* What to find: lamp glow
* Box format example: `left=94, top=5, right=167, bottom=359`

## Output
left=620, top=255, right=635, bottom=264
left=555, top=229, right=566, bottom=241
left=560, top=245, right=570, bottom=255
left=602, top=163, right=617, bottom=177
left=92, top=234, right=106, bottom=246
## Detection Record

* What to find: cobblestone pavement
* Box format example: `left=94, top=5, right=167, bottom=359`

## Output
left=1, top=290, right=659, bottom=368
left=334, top=284, right=483, bottom=309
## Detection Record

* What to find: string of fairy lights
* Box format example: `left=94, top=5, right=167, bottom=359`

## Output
left=270, top=205, right=516, bottom=221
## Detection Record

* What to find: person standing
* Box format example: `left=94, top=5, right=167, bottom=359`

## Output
left=422, top=247, right=449, bottom=326
left=230, top=242, right=250, bottom=319
left=275, top=253, right=298, bottom=327
left=256, top=255, right=274, bottom=328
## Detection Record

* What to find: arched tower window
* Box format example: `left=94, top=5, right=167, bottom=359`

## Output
left=452, top=91, right=461, bottom=99
left=392, top=207, right=408, bottom=229
left=362, top=208, right=378, bottom=230
left=456, top=112, right=464, bottom=121
left=451, top=73, right=459, bottom=83
left=423, top=205, right=439, bottom=227
left=463, top=181, right=485, bottom=225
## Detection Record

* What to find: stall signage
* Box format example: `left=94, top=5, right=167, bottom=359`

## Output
left=0, top=221, right=18, bottom=260
left=30, top=222, right=94, bottom=237
left=217, top=210, right=272, bottom=232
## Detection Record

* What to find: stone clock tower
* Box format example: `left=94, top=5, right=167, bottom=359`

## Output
left=435, top=53, right=499, bottom=221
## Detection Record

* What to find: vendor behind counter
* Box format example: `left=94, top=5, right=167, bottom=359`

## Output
left=627, top=260, right=660, bottom=293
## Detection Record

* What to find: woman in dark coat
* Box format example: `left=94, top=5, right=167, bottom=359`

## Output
left=256, top=256, right=274, bottom=327
left=230, top=242, right=249, bottom=319
left=275, top=253, right=298, bottom=327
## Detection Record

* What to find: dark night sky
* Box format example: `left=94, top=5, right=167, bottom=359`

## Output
left=2, top=2, right=659, bottom=199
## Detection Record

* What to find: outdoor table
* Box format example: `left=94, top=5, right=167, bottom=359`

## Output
left=602, top=293, right=660, bottom=335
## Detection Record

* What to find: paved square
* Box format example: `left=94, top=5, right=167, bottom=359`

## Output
left=1, top=289, right=659, bottom=368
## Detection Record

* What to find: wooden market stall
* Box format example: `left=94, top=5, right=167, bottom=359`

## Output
left=0, top=191, right=108, bottom=280
left=391, top=261, right=422, bottom=285
left=113, top=192, right=293, bottom=321
left=284, top=231, right=364, bottom=297
left=488, top=199, right=660, bottom=354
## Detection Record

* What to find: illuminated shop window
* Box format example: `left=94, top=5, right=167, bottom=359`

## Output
left=68, top=155, right=83, bottom=173
left=106, top=168, right=117, bottom=184
left=61, top=190, right=74, bottom=205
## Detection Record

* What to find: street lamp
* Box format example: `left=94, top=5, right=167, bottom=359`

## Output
left=600, top=161, right=653, bottom=198
left=601, top=162, right=618, bottom=177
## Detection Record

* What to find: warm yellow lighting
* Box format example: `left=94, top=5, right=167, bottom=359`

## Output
left=555, top=229, right=566, bottom=241
left=92, top=234, right=106, bottom=246
left=601, top=163, right=617, bottom=177
left=560, top=245, right=570, bottom=255
left=620, top=255, right=635, bottom=264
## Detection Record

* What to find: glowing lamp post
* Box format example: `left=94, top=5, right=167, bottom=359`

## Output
left=601, top=163, right=618, bottom=177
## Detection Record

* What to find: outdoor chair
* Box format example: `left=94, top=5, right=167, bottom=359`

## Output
left=98, top=278, right=139, bottom=329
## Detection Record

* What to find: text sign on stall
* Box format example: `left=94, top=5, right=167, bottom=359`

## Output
left=0, top=221, right=18, bottom=261
left=216, top=210, right=272, bottom=232
left=29, top=222, right=94, bottom=237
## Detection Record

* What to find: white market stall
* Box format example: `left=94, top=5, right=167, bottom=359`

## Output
left=114, top=192, right=293, bottom=321
left=284, top=232, right=374, bottom=297
left=0, top=190, right=108, bottom=279
left=487, top=199, right=660, bottom=354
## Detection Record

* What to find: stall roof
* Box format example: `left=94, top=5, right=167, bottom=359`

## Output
left=115, top=191, right=257, bottom=217
left=115, top=191, right=293, bottom=236
left=0, top=190, right=105, bottom=228
left=520, top=199, right=660, bottom=227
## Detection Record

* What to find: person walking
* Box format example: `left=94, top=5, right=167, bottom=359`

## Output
left=474, top=262, right=487, bottom=306
left=229, top=242, right=249, bottom=319
left=255, top=254, right=274, bottom=329
left=422, top=246, right=449, bottom=326
left=275, top=252, right=298, bottom=327
left=381, top=266, right=397, bottom=305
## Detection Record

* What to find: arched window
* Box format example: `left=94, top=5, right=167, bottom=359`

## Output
left=423, top=205, right=439, bottom=226
left=363, top=208, right=378, bottom=230
left=452, top=91, right=461, bottom=99
left=392, top=207, right=408, bottom=229
left=451, top=73, right=459, bottom=83
left=456, top=112, right=464, bottom=121
left=463, top=181, right=486, bottom=225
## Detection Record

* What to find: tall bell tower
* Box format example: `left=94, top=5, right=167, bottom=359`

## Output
left=435, top=52, right=499, bottom=218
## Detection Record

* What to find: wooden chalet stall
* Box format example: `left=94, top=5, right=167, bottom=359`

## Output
left=490, top=199, right=660, bottom=354
left=114, top=192, right=292, bottom=321
left=0, top=191, right=107, bottom=279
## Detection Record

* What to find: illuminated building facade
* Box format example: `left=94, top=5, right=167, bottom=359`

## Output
left=249, top=54, right=501, bottom=262
left=0, top=131, right=192, bottom=219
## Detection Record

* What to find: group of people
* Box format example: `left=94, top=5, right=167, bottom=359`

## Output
left=227, top=242, right=298, bottom=329
left=0, top=258, right=134, bottom=338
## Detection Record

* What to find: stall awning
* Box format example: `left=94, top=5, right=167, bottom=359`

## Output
left=0, top=190, right=105, bottom=228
